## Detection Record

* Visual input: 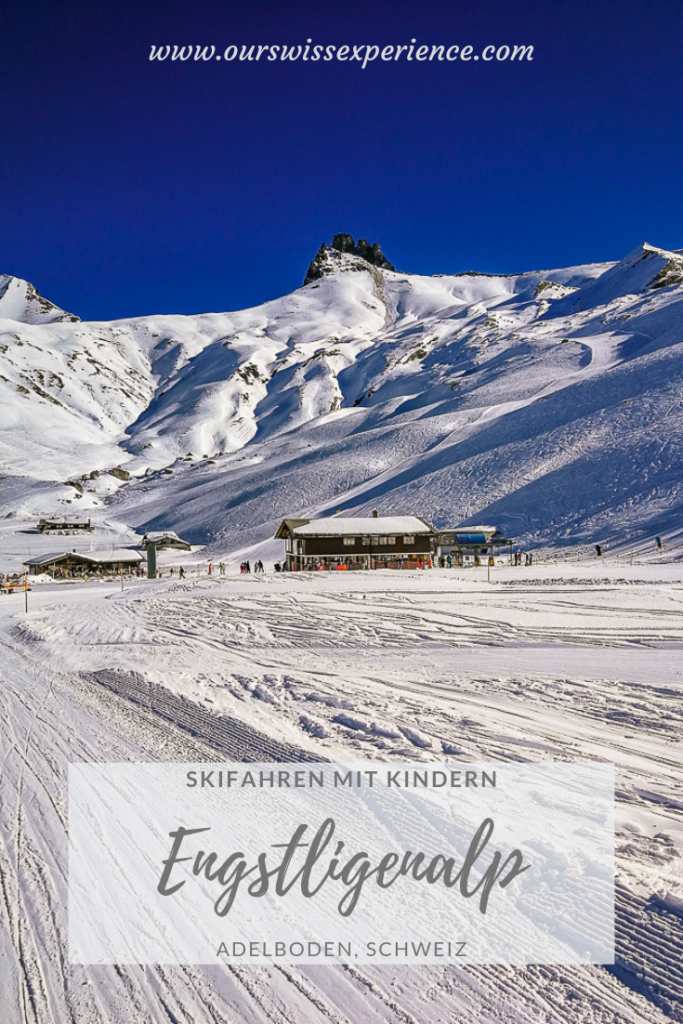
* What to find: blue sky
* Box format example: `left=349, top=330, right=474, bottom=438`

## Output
left=2, top=0, right=682, bottom=320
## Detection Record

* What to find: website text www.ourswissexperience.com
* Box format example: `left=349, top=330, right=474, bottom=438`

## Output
left=149, top=40, right=534, bottom=68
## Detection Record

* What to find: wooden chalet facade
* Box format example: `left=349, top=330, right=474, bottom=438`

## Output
left=23, top=550, right=143, bottom=577
left=37, top=518, right=91, bottom=534
left=275, top=515, right=434, bottom=570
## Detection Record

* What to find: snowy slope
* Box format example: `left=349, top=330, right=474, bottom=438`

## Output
left=0, top=240, right=681, bottom=552
left=3, top=565, right=683, bottom=1024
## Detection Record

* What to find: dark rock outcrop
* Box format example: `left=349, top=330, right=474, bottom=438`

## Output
left=331, top=233, right=356, bottom=254
left=304, top=234, right=395, bottom=284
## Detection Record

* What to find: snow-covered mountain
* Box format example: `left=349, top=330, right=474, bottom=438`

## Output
left=1, top=238, right=682, bottom=553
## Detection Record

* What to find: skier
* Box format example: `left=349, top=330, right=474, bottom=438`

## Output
left=179, top=566, right=185, bottom=580
left=655, top=536, right=662, bottom=551
left=595, top=544, right=602, bottom=558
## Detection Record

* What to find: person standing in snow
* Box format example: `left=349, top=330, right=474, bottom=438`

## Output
left=179, top=566, right=185, bottom=579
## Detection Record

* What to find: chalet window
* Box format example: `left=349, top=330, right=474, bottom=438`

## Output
left=362, top=536, right=370, bottom=545
left=387, top=536, right=395, bottom=544
left=403, top=535, right=415, bottom=544
left=379, top=537, right=388, bottom=545
left=371, top=536, right=379, bottom=545
left=343, top=537, right=355, bottom=546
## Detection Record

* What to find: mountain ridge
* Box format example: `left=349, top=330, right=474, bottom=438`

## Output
left=0, top=239, right=681, bottom=555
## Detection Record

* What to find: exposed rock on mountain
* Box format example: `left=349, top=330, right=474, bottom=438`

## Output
left=331, top=233, right=395, bottom=271
left=304, top=234, right=395, bottom=284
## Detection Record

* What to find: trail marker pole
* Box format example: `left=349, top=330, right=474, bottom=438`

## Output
left=24, top=575, right=28, bottom=613
left=120, top=568, right=123, bottom=592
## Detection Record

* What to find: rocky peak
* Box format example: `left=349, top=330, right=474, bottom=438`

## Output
left=0, top=274, right=79, bottom=324
left=304, top=234, right=395, bottom=285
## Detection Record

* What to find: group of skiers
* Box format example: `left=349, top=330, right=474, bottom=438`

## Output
left=206, top=562, right=226, bottom=575
left=166, top=560, right=266, bottom=576
left=239, top=560, right=265, bottom=574
left=511, top=551, right=533, bottom=566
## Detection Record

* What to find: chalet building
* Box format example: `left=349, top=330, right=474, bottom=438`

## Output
left=434, top=526, right=511, bottom=565
left=275, top=514, right=434, bottom=570
left=37, top=518, right=91, bottom=534
left=142, top=531, right=191, bottom=579
left=23, top=549, right=143, bottom=577
left=142, top=531, right=192, bottom=551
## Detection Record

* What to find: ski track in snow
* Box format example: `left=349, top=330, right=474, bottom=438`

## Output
left=0, top=566, right=682, bottom=1023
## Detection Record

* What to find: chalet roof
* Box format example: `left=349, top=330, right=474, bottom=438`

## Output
left=89, top=549, right=144, bottom=563
left=292, top=516, right=433, bottom=537
left=24, top=552, right=71, bottom=565
left=143, top=530, right=192, bottom=549
left=437, top=525, right=499, bottom=536
left=274, top=518, right=311, bottom=539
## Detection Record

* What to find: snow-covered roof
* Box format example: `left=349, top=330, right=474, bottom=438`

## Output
left=293, top=516, right=433, bottom=537
left=88, top=549, right=143, bottom=563
left=143, top=530, right=191, bottom=549
left=438, top=525, right=498, bottom=535
left=24, top=552, right=71, bottom=565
